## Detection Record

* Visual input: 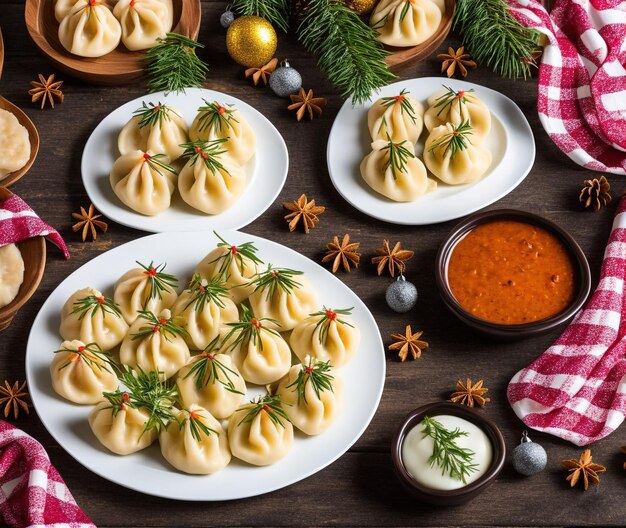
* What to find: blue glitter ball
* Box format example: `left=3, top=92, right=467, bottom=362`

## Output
left=385, top=276, right=418, bottom=313
left=512, top=431, right=547, bottom=476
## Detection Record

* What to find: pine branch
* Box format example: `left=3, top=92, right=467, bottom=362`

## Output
left=454, top=0, right=540, bottom=79
left=297, top=0, right=395, bottom=105
left=231, top=0, right=289, bottom=32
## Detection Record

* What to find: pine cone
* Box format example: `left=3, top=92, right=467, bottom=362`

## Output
left=579, top=175, right=611, bottom=211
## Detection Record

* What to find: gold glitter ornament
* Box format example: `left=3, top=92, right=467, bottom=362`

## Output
left=343, top=0, right=377, bottom=14
left=226, top=16, right=278, bottom=68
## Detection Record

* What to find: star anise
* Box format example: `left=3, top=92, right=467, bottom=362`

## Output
left=0, top=380, right=30, bottom=419
left=580, top=175, right=611, bottom=211
left=245, top=58, right=278, bottom=86
left=562, top=449, right=606, bottom=490
left=28, top=73, right=64, bottom=109
left=388, top=326, right=428, bottom=362
left=371, top=239, right=414, bottom=277
left=72, top=204, right=108, bottom=241
left=322, top=234, right=361, bottom=273
left=437, top=46, right=477, bottom=78
left=283, top=194, right=325, bottom=234
left=288, top=88, right=327, bottom=121
left=450, top=378, right=490, bottom=407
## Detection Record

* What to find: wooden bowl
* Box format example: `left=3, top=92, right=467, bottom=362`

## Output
left=0, top=187, right=46, bottom=332
left=383, top=0, right=456, bottom=70
left=24, top=0, right=202, bottom=85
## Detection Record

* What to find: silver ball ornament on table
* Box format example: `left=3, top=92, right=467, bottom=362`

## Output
left=385, top=275, right=418, bottom=313
left=269, top=60, right=302, bottom=97
left=220, top=10, right=235, bottom=28
left=512, top=430, right=547, bottom=476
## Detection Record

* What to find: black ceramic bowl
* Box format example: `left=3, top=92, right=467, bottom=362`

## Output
left=391, top=402, right=505, bottom=506
left=435, top=209, right=591, bottom=339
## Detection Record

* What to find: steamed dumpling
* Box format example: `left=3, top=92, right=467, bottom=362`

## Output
left=290, top=307, right=361, bottom=368
left=176, top=347, right=246, bottom=419
left=360, top=139, right=435, bottom=202
left=114, top=261, right=178, bottom=325
left=276, top=358, right=343, bottom=435
left=50, top=340, right=118, bottom=404
left=55, top=0, right=82, bottom=22
left=423, top=122, right=492, bottom=185
left=370, top=0, right=442, bottom=47
left=424, top=87, right=491, bottom=143
left=368, top=90, right=424, bottom=143
left=189, top=101, right=256, bottom=165
left=58, top=0, right=122, bottom=58
left=118, top=102, right=188, bottom=161
left=59, top=288, right=128, bottom=351
left=227, top=396, right=293, bottom=466
left=247, top=267, right=318, bottom=332
left=113, top=0, right=173, bottom=51
left=0, top=243, right=24, bottom=309
left=0, top=109, right=31, bottom=180
left=178, top=140, right=247, bottom=215
left=170, top=275, right=239, bottom=351
left=160, top=405, right=231, bottom=474
left=119, top=309, right=190, bottom=379
left=194, top=235, right=264, bottom=304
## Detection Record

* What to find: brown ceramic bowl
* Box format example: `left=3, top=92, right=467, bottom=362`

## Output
left=24, top=0, right=201, bottom=85
left=435, top=209, right=591, bottom=339
left=0, top=187, right=46, bottom=331
left=391, top=402, right=505, bottom=506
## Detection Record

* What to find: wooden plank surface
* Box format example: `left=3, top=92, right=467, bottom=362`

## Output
left=1, top=1, right=623, bottom=526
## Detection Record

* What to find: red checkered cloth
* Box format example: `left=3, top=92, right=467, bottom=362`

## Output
left=0, top=194, right=69, bottom=259
left=508, top=0, right=626, bottom=175
left=508, top=197, right=626, bottom=446
left=0, top=421, right=94, bottom=528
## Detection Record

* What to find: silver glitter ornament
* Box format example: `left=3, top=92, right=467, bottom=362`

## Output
left=512, top=431, right=547, bottom=476
left=385, top=275, right=418, bottom=313
left=269, top=60, right=302, bottom=97
left=220, top=10, right=235, bottom=28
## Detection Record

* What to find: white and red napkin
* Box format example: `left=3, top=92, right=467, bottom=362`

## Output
left=508, top=0, right=626, bottom=175
left=508, top=197, right=626, bottom=446
left=0, top=420, right=94, bottom=528
left=0, top=194, right=69, bottom=259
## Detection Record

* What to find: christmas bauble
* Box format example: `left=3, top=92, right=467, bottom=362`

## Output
left=220, top=10, right=235, bottom=28
left=269, top=60, right=302, bottom=97
left=226, top=16, right=277, bottom=68
left=512, top=431, right=547, bottom=476
left=343, top=0, right=377, bottom=15
left=385, top=275, right=417, bottom=313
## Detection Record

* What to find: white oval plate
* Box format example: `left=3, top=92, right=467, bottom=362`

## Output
left=327, top=78, right=535, bottom=225
left=25, top=231, right=385, bottom=501
left=82, top=88, right=289, bottom=233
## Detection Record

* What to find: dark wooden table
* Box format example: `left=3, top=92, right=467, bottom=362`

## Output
left=1, top=1, right=624, bottom=526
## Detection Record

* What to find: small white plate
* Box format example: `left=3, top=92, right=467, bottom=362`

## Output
left=82, top=88, right=289, bottom=233
left=327, top=78, right=535, bottom=225
left=25, top=231, right=385, bottom=501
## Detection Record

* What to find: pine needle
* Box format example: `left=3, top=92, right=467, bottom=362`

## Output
left=231, top=0, right=289, bottom=31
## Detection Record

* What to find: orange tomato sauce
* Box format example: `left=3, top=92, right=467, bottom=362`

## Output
left=447, top=220, right=576, bottom=325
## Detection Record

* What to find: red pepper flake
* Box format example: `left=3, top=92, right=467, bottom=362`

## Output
left=251, top=319, right=261, bottom=329
left=392, top=95, right=405, bottom=104
left=146, top=267, right=157, bottom=276
left=453, top=131, right=459, bottom=136
left=305, top=365, right=315, bottom=374
left=457, top=90, right=465, bottom=98
left=271, top=271, right=280, bottom=278
left=194, top=146, right=202, bottom=153
left=122, top=392, right=130, bottom=403
left=325, top=309, right=337, bottom=321
left=143, top=152, right=151, bottom=161
left=189, top=410, right=200, bottom=419
left=262, top=405, right=271, bottom=412
left=153, top=104, right=159, bottom=111
left=78, top=345, right=85, bottom=352
left=218, top=106, right=226, bottom=116
left=207, top=353, right=215, bottom=360
left=153, top=325, right=161, bottom=333
left=96, top=296, right=104, bottom=304
left=231, top=245, right=237, bottom=255
left=201, top=153, right=209, bottom=159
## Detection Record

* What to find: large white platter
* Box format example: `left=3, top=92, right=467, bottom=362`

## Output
left=25, top=231, right=385, bottom=501
left=327, top=77, right=535, bottom=225
left=82, top=88, right=289, bottom=233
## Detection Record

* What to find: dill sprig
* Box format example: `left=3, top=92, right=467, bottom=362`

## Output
left=144, top=33, right=209, bottom=94
left=136, top=260, right=178, bottom=305
left=132, top=101, right=179, bottom=129
left=421, top=416, right=479, bottom=484
left=286, top=357, right=334, bottom=404
left=382, top=138, right=416, bottom=180
left=223, top=305, right=281, bottom=352
left=177, top=408, right=219, bottom=442
left=380, top=89, right=417, bottom=123
left=184, top=336, right=244, bottom=394
left=180, top=139, right=229, bottom=174
left=427, top=120, right=473, bottom=160
left=101, top=389, right=131, bottom=418
left=119, top=367, right=178, bottom=434
left=54, top=341, right=115, bottom=372
left=310, top=306, right=355, bottom=345
left=247, top=265, right=304, bottom=301
left=194, top=100, right=238, bottom=135
left=71, top=293, right=122, bottom=321
left=183, top=274, right=228, bottom=312
left=453, top=0, right=540, bottom=79
left=232, top=0, right=289, bottom=32
left=433, top=86, right=475, bottom=118
left=140, top=152, right=176, bottom=179
left=209, top=232, right=264, bottom=281
left=237, top=394, right=289, bottom=428
left=131, top=310, right=189, bottom=342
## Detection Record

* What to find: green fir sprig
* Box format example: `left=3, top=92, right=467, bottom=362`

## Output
left=184, top=336, right=244, bottom=394
left=223, top=305, right=281, bottom=352
left=231, top=0, right=289, bottom=32
left=54, top=342, right=115, bottom=372
left=136, top=261, right=178, bottom=305
left=247, top=265, right=304, bottom=301
left=183, top=274, right=228, bottom=312
left=132, top=101, right=180, bottom=129
left=101, top=389, right=131, bottom=418
left=380, top=89, right=417, bottom=123
left=141, top=152, right=177, bottom=179
left=178, top=408, right=219, bottom=442
left=237, top=394, right=289, bottom=428
left=71, top=293, right=122, bottom=321
left=144, top=33, right=209, bottom=94
left=433, top=86, right=475, bottom=118
left=180, top=139, right=230, bottom=174
left=209, top=232, right=264, bottom=281
left=310, top=307, right=355, bottom=345
left=286, top=357, right=334, bottom=404
left=194, top=100, right=238, bottom=135
left=421, top=416, right=479, bottom=483
left=382, top=138, right=415, bottom=180
left=427, top=120, right=473, bottom=160
left=131, top=310, right=188, bottom=342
